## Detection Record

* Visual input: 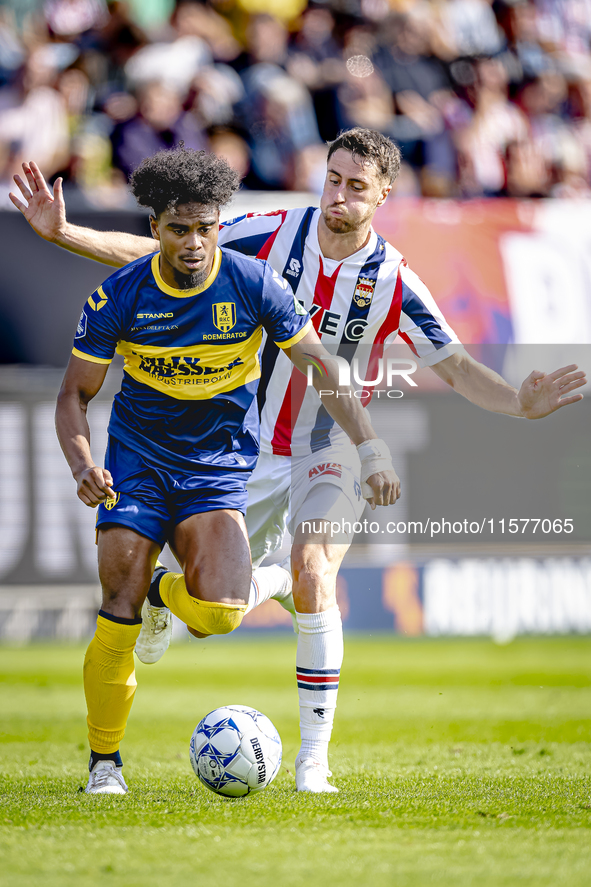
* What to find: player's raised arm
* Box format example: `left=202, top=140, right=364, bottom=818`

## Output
left=286, top=330, right=401, bottom=508
left=430, top=351, right=587, bottom=418
left=56, top=355, right=116, bottom=507
left=9, top=162, right=155, bottom=267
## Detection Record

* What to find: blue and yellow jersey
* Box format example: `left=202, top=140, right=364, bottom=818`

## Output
left=72, top=248, right=312, bottom=472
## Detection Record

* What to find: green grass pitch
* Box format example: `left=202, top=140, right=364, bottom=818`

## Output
left=1, top=635, right=590, bottom=887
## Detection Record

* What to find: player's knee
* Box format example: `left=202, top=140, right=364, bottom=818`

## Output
left=184, top=567, right=249, bottom=609
left=193, top=600, right=246, bottom=635
left=292, top=551, right=337, bottom=588
left=292, top=561, right=338, bottom=610
left=201, top=601, right=246, bottom=634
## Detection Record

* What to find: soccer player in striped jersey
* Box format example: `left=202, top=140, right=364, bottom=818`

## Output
left=11, top=129, right=587, bottom=794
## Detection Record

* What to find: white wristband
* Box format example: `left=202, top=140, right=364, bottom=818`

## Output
left=356, top=438, right=393, bottom=499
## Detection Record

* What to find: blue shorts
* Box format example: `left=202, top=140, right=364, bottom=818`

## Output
left=96, top=437, right=250, bottom=548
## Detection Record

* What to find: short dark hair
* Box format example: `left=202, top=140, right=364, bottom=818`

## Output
left=327, top=128, right=401, bottom=184
left=130, top=145, right=241, bottom=217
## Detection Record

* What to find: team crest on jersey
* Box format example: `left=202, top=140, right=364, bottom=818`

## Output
left=353, top=278, right=375, bottom=308
left=104, top=492, right=120, bottom=510
left=212, top=302, right=236, bottom=332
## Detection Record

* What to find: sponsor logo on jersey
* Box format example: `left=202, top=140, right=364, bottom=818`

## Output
left=212, top=302, right=236, bottom=332
left=309, top=462, right=343, bottom=480
left=104, top=492, right=120, bottom=510
left=136, top=312, right=174, bottom=319
left=75, top=311, right=87, bottom=339
left=135, top=352, right=244, bottom=383
left=306, top=305, right=369, bottom=340
left=87, top=286, right=108, bottom=311
left=202, top=331, right=247, bottom=340
left=131, top=325, right=179, bottom=332
left=285, top=258, right=301, bottom=277
left=344, top=318, right=368, bottom=341
left=353, top=277, right=375, bottom=308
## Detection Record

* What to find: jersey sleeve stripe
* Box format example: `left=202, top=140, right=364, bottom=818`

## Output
left=257, top=211, right=288, bottom=260
left=72, top=348, right=112, bottom=364
left=400, top=286, right=453, bottom=347
left=218, top=211, right=291, bottom=260
left=275, top=318, right=312, bottom=350
left=218, top=232, right=272, bottom=256
left=399, top=269, right=456, bottom=348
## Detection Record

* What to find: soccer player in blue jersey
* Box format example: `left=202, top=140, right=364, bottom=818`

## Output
left=50, top=146, right=398, bottom=794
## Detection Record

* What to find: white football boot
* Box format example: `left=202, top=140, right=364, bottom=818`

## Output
left=135, top=563, right=173, bottom=664
left=85, top=760, right=128, bottom=795
left=295, top=756, right=339, bottom=794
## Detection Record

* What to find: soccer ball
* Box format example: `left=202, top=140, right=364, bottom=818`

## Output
left=189, top=704, right=282, bottom=797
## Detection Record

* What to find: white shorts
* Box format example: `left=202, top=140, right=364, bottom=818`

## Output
left=245, top=443, right=366, bottom=567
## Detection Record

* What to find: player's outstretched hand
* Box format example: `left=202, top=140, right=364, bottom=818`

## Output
left=518, top=364, right=587, bottom=419
left=9, top=161, right=66, bottom=242
left=364, top=469, right=401, bottom=510
left=75, top=467, right=116, bottom=508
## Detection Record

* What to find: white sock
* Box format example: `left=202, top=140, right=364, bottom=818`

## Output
left=246, top=564, right=292, bottom=614
left=295, top=605, right=343, bottom=769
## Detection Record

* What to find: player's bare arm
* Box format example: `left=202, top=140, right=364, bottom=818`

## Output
left=10, top=161, right=154, bottom=267
left=55, top=354, right=116, bottom=506
left=287, top=330, right=401, bottom=507
left=431, top=351, right=587, bottom=418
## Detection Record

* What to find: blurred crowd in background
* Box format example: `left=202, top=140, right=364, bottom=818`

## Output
left=1, top=0, right=591, bottom=208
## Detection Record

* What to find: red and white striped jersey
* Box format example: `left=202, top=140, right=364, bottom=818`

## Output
left=219, top=207, right=460, bottom=457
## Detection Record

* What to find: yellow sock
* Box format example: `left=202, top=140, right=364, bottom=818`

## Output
left=159, top=572, right=246, bottom=636
left=84, top=613, right=141, bottom=754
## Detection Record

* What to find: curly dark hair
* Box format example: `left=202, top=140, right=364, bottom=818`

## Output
left=130, top=145, right=241, bottom=216
left=327, top=128, right=401, bottom=185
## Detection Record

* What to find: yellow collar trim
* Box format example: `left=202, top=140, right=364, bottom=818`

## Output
left=151, top=248, right=222, bottom=298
